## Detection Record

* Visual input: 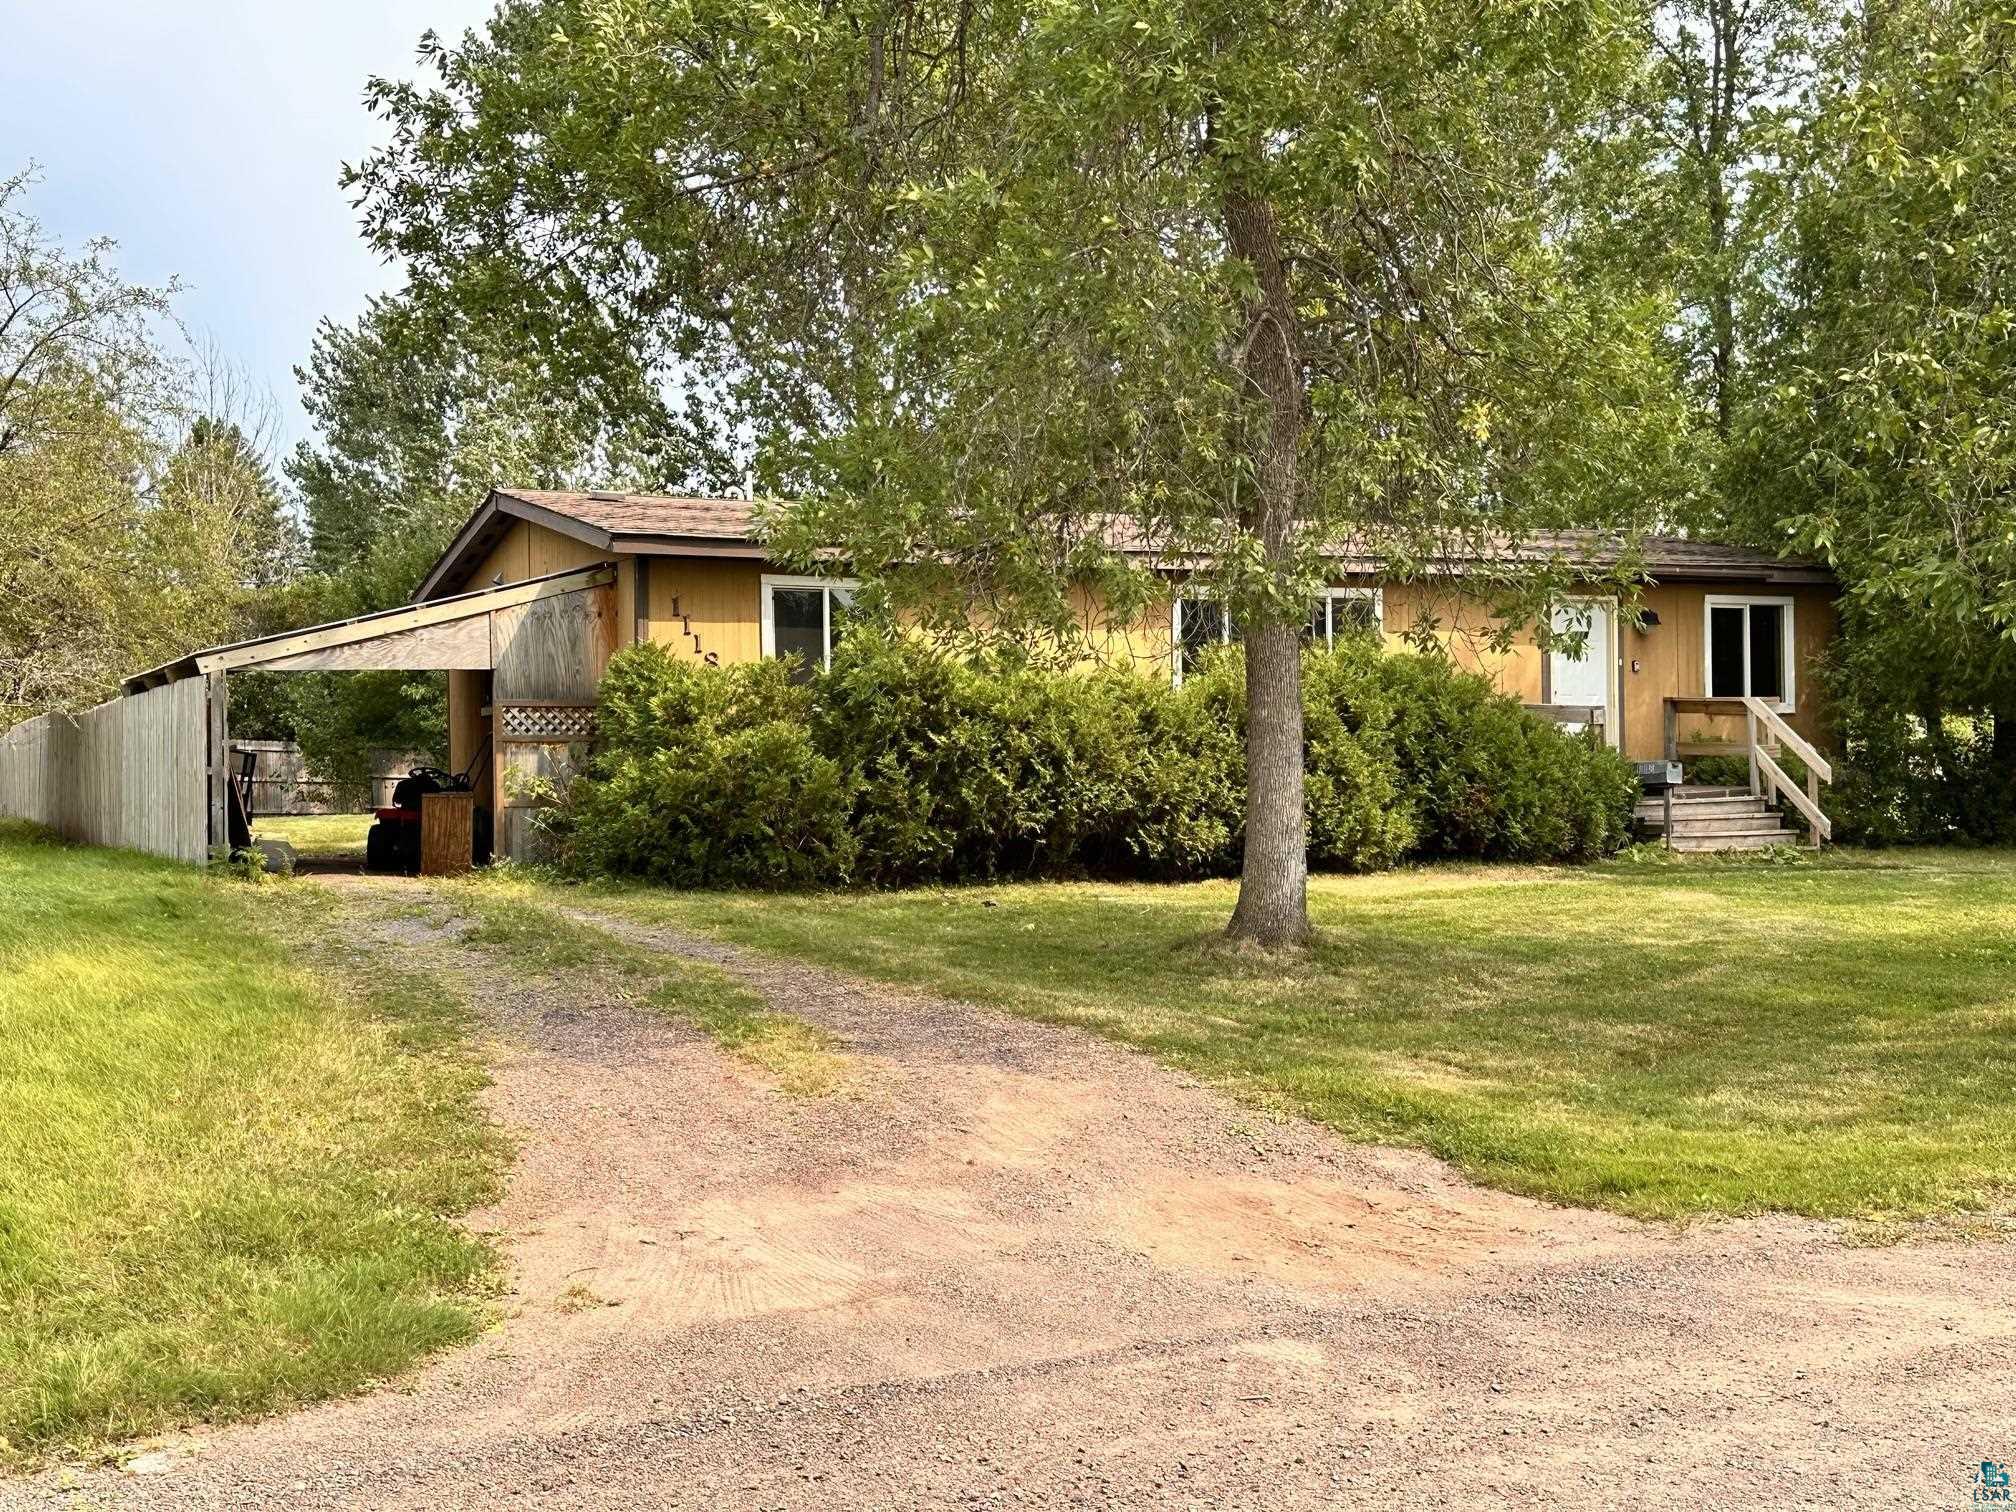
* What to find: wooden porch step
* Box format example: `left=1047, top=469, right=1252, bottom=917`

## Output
left=1661, top=813, right=1790, bottom=837
left=1636, top=781, right=1798, bottom=849
left=1635, top=796, right=1769, bottom=823
left=1668, top=827, right=1797, bottom=852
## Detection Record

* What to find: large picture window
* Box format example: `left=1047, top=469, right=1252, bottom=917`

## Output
left=760, top=575, right=857, bottom=677
left=1704, top=595, right=1794, bottom=711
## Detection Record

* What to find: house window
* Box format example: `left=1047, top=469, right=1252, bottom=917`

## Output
left=1704, top=595, right=1794, bottom=711
left=1172, top=595, right=1240, bottom=683
left=1308, top=588, right=1383, bottom=648
left=760, top=575, right=857, bottom=677
left=1174, top=588, right=1384, bottom=683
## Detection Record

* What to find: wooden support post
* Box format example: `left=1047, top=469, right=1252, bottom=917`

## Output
left=206, top=671, right=229, bottom=858
left=491, top=692, right=507, bottom=864
left=1745, top=709, right=1760, bottom=798
left=1806, top=767, right=1823, bottom=849
left=633, top=555, right=651, bottom=645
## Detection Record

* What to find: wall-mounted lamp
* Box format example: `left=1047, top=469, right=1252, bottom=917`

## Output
left=1636, top=609, right=1662, bottom=630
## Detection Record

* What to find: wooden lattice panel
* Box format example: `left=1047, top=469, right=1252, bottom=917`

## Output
left=499, top=702, right=597, bottom=742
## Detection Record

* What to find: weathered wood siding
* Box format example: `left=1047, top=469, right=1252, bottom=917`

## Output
left=491, top=582, right=617, bottom=861
left=0, top=678, right=211, bottom=862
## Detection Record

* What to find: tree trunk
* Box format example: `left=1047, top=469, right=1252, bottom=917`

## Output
left=1230, top=618, right=1310, bottom=945
left=1706, top=0, right=1739, bottom=440
left=1221, top=186, right=1312, bottom=948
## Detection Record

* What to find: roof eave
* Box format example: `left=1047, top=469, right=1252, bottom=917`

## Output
left=129, top=562, right=618, bottom=693
left=412, top=488, right=621, bottom=602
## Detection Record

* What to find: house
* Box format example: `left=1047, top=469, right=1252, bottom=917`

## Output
left=416, top=488, right=1840, bottom=854
left=0, top=484, right=1840, bottom=868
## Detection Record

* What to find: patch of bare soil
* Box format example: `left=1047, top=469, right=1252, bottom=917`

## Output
left=15, top=878, right=2012, bottom=1510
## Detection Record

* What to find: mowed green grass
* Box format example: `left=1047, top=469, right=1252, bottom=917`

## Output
left=563, top=850, right=2016, bottom=1221
left=251, top=812, right=372, bottom=858
left=0, top=824, right=503, bottom=1463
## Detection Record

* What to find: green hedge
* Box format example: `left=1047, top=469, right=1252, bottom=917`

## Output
left=555, top=634, right=1638, bottom=887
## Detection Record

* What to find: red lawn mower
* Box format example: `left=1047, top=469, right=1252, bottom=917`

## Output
left=364, top=746, right=493, bottom=874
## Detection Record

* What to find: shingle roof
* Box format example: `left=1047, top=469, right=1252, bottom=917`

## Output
left=417, top=487, right=1833, bottom=598
left=496, top=488, right=761, bottom=541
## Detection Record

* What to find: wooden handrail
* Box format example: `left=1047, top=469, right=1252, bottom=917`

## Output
left=1662, top=694, right=1835, bottom=847
left=1739, top=696, right=1832, bottom=784
left=1739, top=695, right=1832, bottom=848
left=1755, top=744, right=1833, bottom=843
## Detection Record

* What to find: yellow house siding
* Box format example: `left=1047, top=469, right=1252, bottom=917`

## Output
left=1621, top=581, right=1835, bottom=762
left=444, top=531, right=1839, bottom=767
left=643, top=557, right=766, bottom=664
left=1380, top=581, right=1544, bottom=703
left=469, top=519, right=609, bottom=590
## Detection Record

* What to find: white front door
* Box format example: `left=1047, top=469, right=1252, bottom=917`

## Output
left=1548, top=600, right=1617, bottom=745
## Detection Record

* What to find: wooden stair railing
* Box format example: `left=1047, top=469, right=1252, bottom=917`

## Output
left=1663, top=695, right=1834, bottom=848
left=1741, top=695, right=1832, bottom=847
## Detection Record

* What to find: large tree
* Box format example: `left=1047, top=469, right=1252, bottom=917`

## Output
left=1741, top=0, right=2016, bottom=772
left=0, top=169, right=295, bottom=722
left=354, top=1, right=1686, bottom=944
left=1640, top=0, right=1819, bottom=439
left=289, top=292, right=723, bottom=605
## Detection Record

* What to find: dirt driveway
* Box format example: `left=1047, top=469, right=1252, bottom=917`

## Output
left=17, top=878, right=2015, bottom=1509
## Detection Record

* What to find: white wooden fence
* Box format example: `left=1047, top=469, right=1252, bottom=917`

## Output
left=0, top=678, right=214, bottom=863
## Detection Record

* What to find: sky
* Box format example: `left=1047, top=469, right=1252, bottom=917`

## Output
left=0, top=0, right=497, bottom=459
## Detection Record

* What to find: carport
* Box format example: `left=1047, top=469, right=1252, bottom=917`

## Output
left=0, top=563, right=616, bottom=865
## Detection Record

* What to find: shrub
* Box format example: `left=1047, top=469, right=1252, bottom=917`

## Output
left=814, top=636, right=1164, bottom=881
left=1373, top=654, right=1639, bottom=862
left=563, top=647, right=858, bottom=887
left=1126, top=649, right=1249, bottom=876
left=559, top=634, right=1637, bottom=887
left=1300, top=646, right=1418, bottom=871
left=1825, top=699, right=2016, bottom=847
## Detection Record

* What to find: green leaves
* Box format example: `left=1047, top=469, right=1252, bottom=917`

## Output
left=0, top=171, right=295, bottom=724
left=350, top=0, right=1676, bottom=635
left=1742, top=0, right=2016, bottom=718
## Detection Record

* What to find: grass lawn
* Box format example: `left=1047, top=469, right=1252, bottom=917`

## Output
left=555, top=849, right=2016, bottom=1222
left=0, top=823, right=503, bottom=1464
left=251, top=811, right=372, bottom=858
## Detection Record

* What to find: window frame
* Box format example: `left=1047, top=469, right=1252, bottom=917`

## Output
left=1309, top=587, right=1385, bottom=649
left=1702, top=594, right=1796, bottom=713
left=759, top=573, right=860, bottom=671
left=1170, top=594, right=1238, bottom=687
left=1171, top=586, right=1386, bottom=686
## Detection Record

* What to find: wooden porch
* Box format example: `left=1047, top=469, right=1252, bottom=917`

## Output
left=1644, top=696, right=1835, bottom=850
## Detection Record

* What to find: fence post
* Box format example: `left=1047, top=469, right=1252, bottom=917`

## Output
left=206, top=673, right=229, bottom=858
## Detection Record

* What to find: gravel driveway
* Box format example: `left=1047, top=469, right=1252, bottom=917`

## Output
left=14, top=878, right=2014, bottom=1509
